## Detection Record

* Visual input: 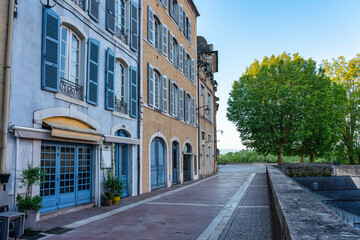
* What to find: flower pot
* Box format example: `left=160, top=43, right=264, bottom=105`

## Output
left=24, top=210, right=38, bottom=229
left=112, top=195, right=121, bottom=204
left=0, top=173, right=10, bottom=184
left=102, top=198, right=113, bottom=206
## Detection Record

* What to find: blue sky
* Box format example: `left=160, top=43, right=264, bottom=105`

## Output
left=194, top=0, right=360, bottom=152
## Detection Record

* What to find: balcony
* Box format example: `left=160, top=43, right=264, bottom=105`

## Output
left=115, top=99, right=128, bottom=115
left=115, top=27, right=128, bottom=45
left=71, top=0, right=85, bottom=10
left=60, top=78, right=83, bottom=101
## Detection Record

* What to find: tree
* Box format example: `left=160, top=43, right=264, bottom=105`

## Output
left=227, top=53, right=345, bottom=163
left=323, top=55, right=360, bottom=164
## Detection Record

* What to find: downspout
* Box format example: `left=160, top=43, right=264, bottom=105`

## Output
left=197, top=65, right=201, bottom=179
left=1, top=0, right=15, bottom=182
left=136, top=0, right=143, bottom=196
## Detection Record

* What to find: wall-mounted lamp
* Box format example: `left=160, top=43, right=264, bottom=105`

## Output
left=217, top=130, right=224, bottom=135
left=40, top=0, right=57, bottom=9
left=196, top=105, right=210, bottom=115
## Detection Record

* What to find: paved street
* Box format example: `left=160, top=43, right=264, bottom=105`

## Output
left=35, top=165, right=273, bottom=240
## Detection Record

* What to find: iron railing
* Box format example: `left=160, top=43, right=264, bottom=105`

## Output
left=115, top=27, right=128, bottom=44
left=115, top=99, right=128, bottom=114
left=71, top=0, right=86, bottom=10
left=60, top=78, right=83, bottom=101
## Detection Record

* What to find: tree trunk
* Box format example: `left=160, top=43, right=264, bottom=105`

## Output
left=310, top=152, right=314, bottom=163
left=349, top=154, right=355, bottom=165
left=300, top=152, right=305, bottom=163
left=278, top=145, right=284, bottom=164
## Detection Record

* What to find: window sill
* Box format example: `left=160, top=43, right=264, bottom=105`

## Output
left=55, top=93, right=88, bottom=108
left=112, top=111, right=131, bottom=119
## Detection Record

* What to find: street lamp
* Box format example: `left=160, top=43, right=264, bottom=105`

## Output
left=40, top=0, right=57, bottom=8
left=196, top=105, right=210, bottom=115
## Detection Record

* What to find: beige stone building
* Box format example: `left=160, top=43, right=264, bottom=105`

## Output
left=197, top=36, right=218, bottom=178
left=141, top=0, right=199, bottom=193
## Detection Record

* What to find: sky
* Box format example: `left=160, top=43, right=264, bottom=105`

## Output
left=194, top=0, right=360, bottom=153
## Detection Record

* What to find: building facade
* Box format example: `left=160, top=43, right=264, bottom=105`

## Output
left=197, top=36, right=218, bottom=177
left=141, top=0, right=199, bottom=193
left=6, top=0, right=141, bottom=213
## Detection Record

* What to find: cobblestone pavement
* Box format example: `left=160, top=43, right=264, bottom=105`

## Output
left=32, top=165, right=273, bottom=240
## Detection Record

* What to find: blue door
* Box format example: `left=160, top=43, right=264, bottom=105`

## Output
left=208, top=146, right=211, bottom=175
left=116, top=130, right=129, bottom=197
left=40, top=143, right=92, bottom=213
left=151, top=138, right=166, bottom=190
left=172, top=142, right=179, bottom=184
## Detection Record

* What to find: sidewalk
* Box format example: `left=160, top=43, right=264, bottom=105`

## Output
left=19, top=165, right=273, bottom=240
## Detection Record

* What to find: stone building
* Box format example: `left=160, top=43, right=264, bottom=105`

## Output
left=197, top=36, right=218, bottom=177
left=5, top=0, right=141, bottom=213
left=141, top=0, right=199, bottom=193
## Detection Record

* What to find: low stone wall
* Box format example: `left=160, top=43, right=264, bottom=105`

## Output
left=267, top=166, right=360, bottom=239
left=276, top=164, right=333, bottom=177
left=335, top=165, right=360, bottom=176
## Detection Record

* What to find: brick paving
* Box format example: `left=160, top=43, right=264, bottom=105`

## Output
left=29, top=165, right=274, bottom=240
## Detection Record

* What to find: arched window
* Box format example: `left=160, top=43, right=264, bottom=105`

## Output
left=60, top=27, right=80, bottom=84
left=154, top=70, right=161, bottom=109
left=173, top=38, right=179, bottom=68
left=154, top=16, right=162, bottom=51
left=172, top=83, right=179, bottom=117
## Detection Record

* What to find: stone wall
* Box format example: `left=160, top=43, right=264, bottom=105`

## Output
left=276, top=164, right=333, bottom=177
left=267, top=166, right=360, bottom=239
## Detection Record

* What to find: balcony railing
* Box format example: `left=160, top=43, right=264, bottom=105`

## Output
left=60, top=78, right=83, bottom=101
left=115, top=99, right=128, bottom=115
left=115, top=27, right=128, bottom=45
left=71, top=0, right=85, bottom=10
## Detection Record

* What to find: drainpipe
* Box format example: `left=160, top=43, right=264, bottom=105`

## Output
left=136, top=0, right=143, bottom=196
left=1, top=0, right=15, bottom=183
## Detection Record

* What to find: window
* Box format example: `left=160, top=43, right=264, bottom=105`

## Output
left=169, top=0, right=179, bottom=24
left=154, top=71, right=161, bottom=109
left=154, top=17, right=161, bottom=51
left=201, top=85, right=205, bottom=116
left=185, top=93, right=190, bottom=122
left=169, top=33, right=179, bottom=68
left=60, top=27, right=80, bottom=84
left=148, top=63, right=167, bottom=112
left=208, top=93, right=212, bottom=122
left=115, top=0, right=125, bottom=32
left=170, top=81, right=179, bottom=117
left=115, top=61, right=129, bottom=114
left=208, top=134, right=211, bottom=143
left=201, top=131, right=205, bottom=141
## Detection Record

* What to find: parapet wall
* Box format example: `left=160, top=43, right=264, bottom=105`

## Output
left=267, top=166, right=360, bottom=239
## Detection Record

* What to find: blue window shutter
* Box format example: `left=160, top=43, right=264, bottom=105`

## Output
left=162, top=24, right=167, bottom=56
left=148, top=6, right=154, bottom=44
left=183, top=11, right=187, bottom=37
left=89, top=0, right=100, bottom=22
left=162, top=75, right=167, bottom=112
left=87, top=38, right=100, bottom=105
left=169, top=0, right=174, bottom=18
left=41, top=7, right=60, bottom=92
left=191, top=96, right=195, bottom=125
left=188, top=18, right=191, bottom=43
left=169, top=31, right=173, bottom=62
left=169, top=79, right=173, bottom=115
left=184, top=90, right=188, bottom=121
left=179, top=88, right=183, bottom=120
left=148, top=63, right=154, bottom=107
left=130, top=66, right=138, bottom=118
left=184, top=50, right=188, bottom=78
left=106, top=0, right=115, bottom=34
left=179, top=4, right=183, bottom=30
left=191, top=58, right=195, bottom=82
left=163, top=0, right=168, bottom=9
left=179, top=44, right=183, bottom=72
left=130, top=1, right=138, bottom=52
left=105, top=48, right=115, bottom=110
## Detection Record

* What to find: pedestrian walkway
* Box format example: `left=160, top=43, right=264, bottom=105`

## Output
left=30, top=165, right=273, bottom=240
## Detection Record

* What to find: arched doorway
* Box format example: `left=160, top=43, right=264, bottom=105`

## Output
left=116, top=130, right=130, bottom=197
left=172, top=141, right=180, bottom=184
left=151, top=137, right=166, bottom=190
left=183, top=143, right=193, bottom=181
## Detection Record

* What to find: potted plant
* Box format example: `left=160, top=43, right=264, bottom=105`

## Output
left=104, top=172, right=124, bottom=205
left=16, top=165, right=42, bottom=229
left=101, top=194, right=113, bottom=206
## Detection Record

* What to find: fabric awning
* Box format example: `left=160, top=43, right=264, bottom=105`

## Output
left=104, top=135, right=140, bottom=145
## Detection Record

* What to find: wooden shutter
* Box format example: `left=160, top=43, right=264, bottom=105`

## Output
left=179, top=88, right=183, bottom=120
left=106, top=0, right=115, bottom=34
left=169, top=79, right=173, bottom=115
left=188, top=18, right=191, bottom=43
left=169, top=31, right=173, bottom=62
left=162, top=24, right=167, bottom=56
left=179, top=4, right=183, bottom=30
left=87, top=38, right=100, bottom=105
left=89, top=0, right=100, bottom=22
left=148, top=6, right=154, bottom=44
left=130, top=1, right=138, bottom=51
left=130, top=66, right=138, bottom=118
left=191, top=96, right=195, bottom=124
left=41, top=7, right=60, bottom=92
left=169, top=0, right=174, bottom=18
left=105, top=48, right=115, bottom=110
left=191, top=58, right=195, bottom=82
left=148, top=63, right=154, bottom=107
left=162, top=75, right=168, bottom=112
left=179, top=44, right=183, bottom=72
